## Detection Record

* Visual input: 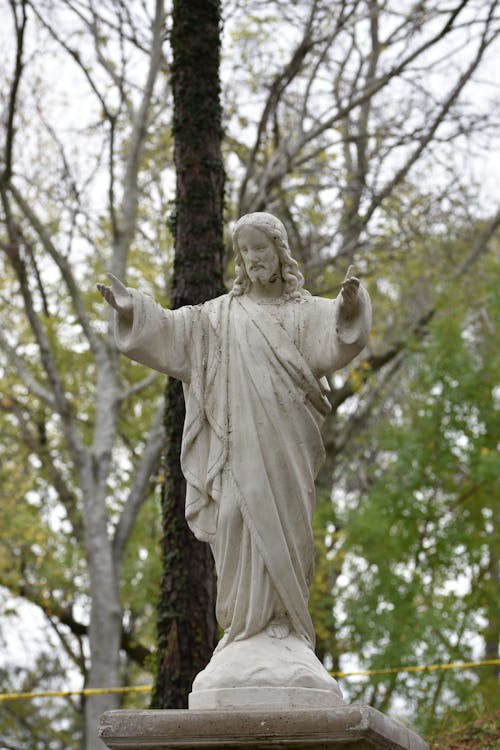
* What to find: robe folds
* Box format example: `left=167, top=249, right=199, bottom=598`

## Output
left=114, top=288, right=371, bottom=650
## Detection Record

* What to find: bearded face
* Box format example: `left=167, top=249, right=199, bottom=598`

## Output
left=236, top=225, right=281, bottom=287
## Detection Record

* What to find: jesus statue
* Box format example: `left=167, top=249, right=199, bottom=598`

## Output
left=98, top=211, right=372, bottom=709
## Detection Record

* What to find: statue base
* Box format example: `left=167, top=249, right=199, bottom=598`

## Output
left=99, top=705, right=429, bottom=749
left=189, top=685, right=343, bottom=709
left=190, top=631, right=342, bottom=703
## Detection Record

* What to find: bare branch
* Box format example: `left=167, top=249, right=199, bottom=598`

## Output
left=330, top=307, right=435, bottom=413
left=362, top=14, right=500, bottom=227
left=72, top=0, right=135, bottom=119
left=27, top=1, right=114, bottom=121
left=452, top=203, right=500, bottom=278
left=65, top=0, right=151, bottom=55
left=120, top=371, right=161, bottom=402
left=7, top=583, right=152, bottom=668
left=332, top=350, right=405, bottom=456
left=112, top=0, right=166, bottom=279
left=113, top=402, right=165, bottom=566
left=8, top=181, right=103, bottom=356
left=244, top=0, right=483, bottom=212
left=0, top=327, right=55, bottom=407
left=0, top=189, right=85, bottom=466
left=46, top=613, right=86, bottom=673
left=1, top=0, right=27, bottom=186
left=237, top=1, right=319, bottom=212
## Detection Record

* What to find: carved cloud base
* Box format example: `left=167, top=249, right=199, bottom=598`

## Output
left=189, top=631, right=342, bottom=708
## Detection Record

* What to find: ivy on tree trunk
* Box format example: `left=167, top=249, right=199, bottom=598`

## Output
left=152, top=0, right=224, bottom=709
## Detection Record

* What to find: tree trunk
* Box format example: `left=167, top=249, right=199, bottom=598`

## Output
left=152, top=0, right=224, bottom=708
left=81, top=471, right=122, bottom=750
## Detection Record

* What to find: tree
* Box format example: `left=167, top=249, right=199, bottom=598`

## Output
left=1, top=2, right=168, bottom=747
left=224, top=0, right=500, bottom=266
left=152, top=0, right=224, bottom=708
left=312, top=229, right=500, bottom=729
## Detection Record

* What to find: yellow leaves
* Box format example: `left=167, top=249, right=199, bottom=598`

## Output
left=348, top=367, right=362, bottom=392
left=348, top=360, right=371, bottom=392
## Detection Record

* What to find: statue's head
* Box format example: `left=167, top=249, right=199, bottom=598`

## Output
left=231, top=212, right=308, bottom=300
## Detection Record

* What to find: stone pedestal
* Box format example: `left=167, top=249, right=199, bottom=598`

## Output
left=99, top=705, right=429, bottom=749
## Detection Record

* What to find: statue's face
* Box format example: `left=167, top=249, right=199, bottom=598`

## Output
left=237, top=225, right=280, bottom=286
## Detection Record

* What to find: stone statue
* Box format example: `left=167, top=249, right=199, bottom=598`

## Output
left=98, top=212, right=372, bottom=709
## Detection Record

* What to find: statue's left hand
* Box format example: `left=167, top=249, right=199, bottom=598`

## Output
left=340, top=265, right=360, bottom=318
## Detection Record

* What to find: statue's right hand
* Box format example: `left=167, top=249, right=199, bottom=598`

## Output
left=97, top=273, right=133, bottom=319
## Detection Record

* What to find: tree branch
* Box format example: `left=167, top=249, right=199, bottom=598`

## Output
left=120, top=371, right=161, bottom=402
left=0, top=394, right=84, bottom=539
left=0, top=190, right=85, bottom=467
left=330, top=307, right=435, bottom=413
left=333, top=350, right=406, bottom=455
left=242, top=0, right=479, bottom=213
left=112, top=0, right=166, bottom=280
left=452, top=203, right=500, bottom=278
left=237, top=1, right=319, bottom=212
left=113, top=402, right=165, bottom=567
left=0, top=326, right=55, bottom=407
left=362, top=13, right=499, bottom=227
left=76, top=0, right=135, bottom=120
left=8, top=182, right=102, bottom=357
left=27, top=1, right=114, bottom=121
left=88, top=0, right=168, bottom=479
left=10, top=584, right=152, bottom=669
left=1, top=0, right=27, bottom=186
left=46, top=613, right=86, bottom=673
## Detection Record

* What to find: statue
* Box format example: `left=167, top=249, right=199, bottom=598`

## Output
left=98, top=212, right=372, bottom=709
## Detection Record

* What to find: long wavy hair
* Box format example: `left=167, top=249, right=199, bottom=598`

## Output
left=230, top=212, right=308, bottom=301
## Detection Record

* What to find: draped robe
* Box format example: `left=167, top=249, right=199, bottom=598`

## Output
left=115, top=288, right=371, bottom=650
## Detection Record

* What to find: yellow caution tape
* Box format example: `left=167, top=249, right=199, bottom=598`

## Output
left=0, top=659, right=498, bottom=702
left=0, top=685, right=152, bottom=702
left=331, top=658, right=500, bottom=678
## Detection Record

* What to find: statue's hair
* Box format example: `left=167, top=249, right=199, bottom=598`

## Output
left=230, top=212, right=309, bottom=301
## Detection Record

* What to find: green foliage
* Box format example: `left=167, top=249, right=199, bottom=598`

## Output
left=316, top=248, right=500, bottom=730
left=429, top=710, right=500, bottom=750
left=310, top=490, right=345, bottom=669
left=0, top=658, right=83, bottom=750
left=120, top=490, right=162, bottom=665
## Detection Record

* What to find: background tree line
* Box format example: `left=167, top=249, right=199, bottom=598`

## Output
left=0, top=1, right=499, bottom=748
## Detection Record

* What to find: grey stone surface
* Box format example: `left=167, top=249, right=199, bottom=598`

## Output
left=188, top=685, right=343, bottom=710
left=99, top=705, right=429, bottom=749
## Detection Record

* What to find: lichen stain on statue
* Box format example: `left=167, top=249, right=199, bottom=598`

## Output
left=97, top=212, right=372, bottom=710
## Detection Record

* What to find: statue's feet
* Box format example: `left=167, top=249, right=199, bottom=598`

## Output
left=265, top=616, right=290, bottom=639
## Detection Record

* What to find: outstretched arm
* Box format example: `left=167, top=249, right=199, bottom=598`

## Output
left=97, top=274, right=194, bottom=382
left=303, top=266, right=372, bottom=376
